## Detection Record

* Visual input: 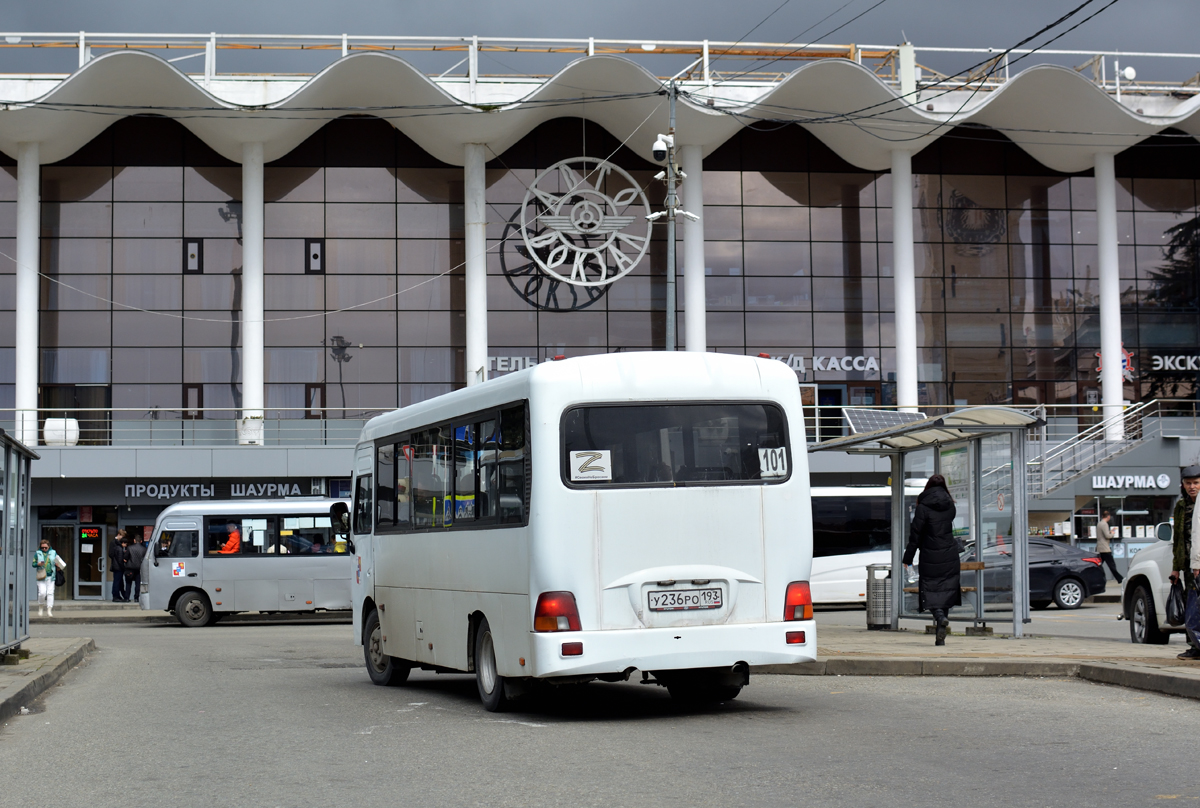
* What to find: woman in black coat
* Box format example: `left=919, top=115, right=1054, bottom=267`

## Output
left=902, top=475, right=960, bottom=646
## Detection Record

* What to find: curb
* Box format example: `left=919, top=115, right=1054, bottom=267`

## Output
left=0, top=639, right=95, bottom=723
left=1078, top=662, right=1200, bottom=700
left=754, top=659, right=1081, bottom=677
left=754, top=657, right=1200, bottom=701
left=30, top=612, right=352, bottom=626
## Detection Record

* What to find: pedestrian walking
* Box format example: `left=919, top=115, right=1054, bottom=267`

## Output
left=1173, top=464, right=1200, bottom=661
left=109, top=529, right=128, bottom=602
left=32, top=537, right=59, bottom=617
left=1096, top=510, right=1124, bottom=584
left=903, top=474, right=960, bottom=646
left=127, top=532, right=148, bottom=604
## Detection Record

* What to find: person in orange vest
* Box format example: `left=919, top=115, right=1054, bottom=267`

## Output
left=218, top=522, right=241, bottom=554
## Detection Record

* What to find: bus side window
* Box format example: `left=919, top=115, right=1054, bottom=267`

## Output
left=353, top=475, right=373, bottom=534
left=412, top=426, right=450, bottom=529
left=158, top=530, right=199, bottom=558
left=477, top=418, right=498, bottom=521
left=453, top=423, right=476, bottom=523
left=498, top=404, right=528, bottom=524
left=396, top=443, right=412, bottom=529
left=377, top=444, right=395, bottom=528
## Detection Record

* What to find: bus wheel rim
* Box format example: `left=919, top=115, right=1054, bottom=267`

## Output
left=479, top=631, right=497, bottom=694
left=368, top=624, right=385, bottom=671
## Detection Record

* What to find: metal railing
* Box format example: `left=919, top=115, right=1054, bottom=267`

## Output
left=2, top=408, right=376, bottom=447
left=0, top=32, right=1196, bottom=97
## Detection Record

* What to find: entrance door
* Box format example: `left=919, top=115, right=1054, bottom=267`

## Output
left=39, top=524, right=75, bottom=598
left=75, top=524, right=106, bottom=599
left=817, top=385, right=847, bottom=441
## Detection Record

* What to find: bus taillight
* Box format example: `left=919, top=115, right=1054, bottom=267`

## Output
left=784, top=581, right=812, bottom=621
left=534, top=591, right=582, bottom=632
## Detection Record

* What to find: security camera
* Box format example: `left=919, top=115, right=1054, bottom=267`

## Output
left=652, top=133, right=674, bottom=162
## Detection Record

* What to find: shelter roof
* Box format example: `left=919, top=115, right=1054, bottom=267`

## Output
left=809, top=407, right=1043, bottom=454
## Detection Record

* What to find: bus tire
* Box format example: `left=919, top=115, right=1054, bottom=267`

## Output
left=474, top=617, right=508, bottom=712
left=177, top=591, right=213, bottom=628
left=363, top=608, right=411, bottom=686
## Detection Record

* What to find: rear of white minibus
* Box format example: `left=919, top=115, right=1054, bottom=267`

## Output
left=525, top=352, right=815, bottom=701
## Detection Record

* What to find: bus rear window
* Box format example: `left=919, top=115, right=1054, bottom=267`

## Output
left=562, top=403, right=789, bottom=487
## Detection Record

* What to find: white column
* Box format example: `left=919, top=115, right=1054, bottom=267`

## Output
left=890, top=149, right=919, bottom=410
left=464, top=143, right=488, bottom=385
left=1095, top=152, right=1124, bottom=440
left=241, top=142, right=264, bottom=421
left=14, top=142, right=39, bottom=446
left=680, top=145, right=706, bottom=353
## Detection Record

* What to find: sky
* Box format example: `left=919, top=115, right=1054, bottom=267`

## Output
left=2, top=0, right=1197, bottom=81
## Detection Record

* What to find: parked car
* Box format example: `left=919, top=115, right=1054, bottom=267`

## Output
left=1121, top=524, right=1183, bottom=644
left=955, top=537, right=1108, bottom=610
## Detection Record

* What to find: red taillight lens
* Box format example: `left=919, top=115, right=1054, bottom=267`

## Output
left=534, top=591, right=582, bottom=632
left=561, top=642, right=583, bottom=656
left=786, top=631, right=806, bottom=645
left=1082, top=557, right=1102, bottom=566
left=784, top=581, right=813, bottom=621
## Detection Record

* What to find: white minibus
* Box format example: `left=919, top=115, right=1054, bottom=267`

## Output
left=140, top=498, right=351, bottom=627
left=345, top=352, right=815, bottom=710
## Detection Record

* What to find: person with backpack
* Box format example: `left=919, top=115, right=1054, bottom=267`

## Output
left=902, top=475, right=960, bottom=646
left=32, top=537, right=60, bottom=617
left=1172, top=465, right=1200, bottom=661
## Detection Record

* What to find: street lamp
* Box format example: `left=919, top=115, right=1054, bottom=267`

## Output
left=326, top=335, right=353, bottom=415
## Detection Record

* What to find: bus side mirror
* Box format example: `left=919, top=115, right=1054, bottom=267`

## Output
left=330, top=501, right=350, bottom=536
left=1156, top=522, right=1173, bottom=542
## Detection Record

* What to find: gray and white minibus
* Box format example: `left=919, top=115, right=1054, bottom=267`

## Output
left=346, top=351, right=816, bottom=710
left=140, top=498, right=351, bottom=627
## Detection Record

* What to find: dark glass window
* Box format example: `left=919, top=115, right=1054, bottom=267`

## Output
left=498, top=405, right=527, bottom=523
left=155, top=530, right=199, bottom=559
left=812, top=496, right=892, bottom=557
left=377, top=443, right=395, bottom=527
left=562, top=403, right=789, bottom=488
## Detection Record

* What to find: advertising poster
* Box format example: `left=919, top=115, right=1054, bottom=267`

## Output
left=939, top=444, right=972, bottom=549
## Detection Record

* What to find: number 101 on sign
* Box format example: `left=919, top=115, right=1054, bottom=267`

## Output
left=758, top=447, right=788, bottom=478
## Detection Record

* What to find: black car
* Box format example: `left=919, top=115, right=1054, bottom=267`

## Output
left=957, top=538, right=1108, bottom=610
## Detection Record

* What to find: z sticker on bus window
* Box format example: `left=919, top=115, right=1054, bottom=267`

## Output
left=172, top=562, right=185, bottom=577
left=570, top=450, right=612, bottom=482
left=758, top=447, right=788, bottom=478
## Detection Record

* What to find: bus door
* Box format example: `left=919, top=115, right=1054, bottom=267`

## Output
left=350, top=444, right=375, bottom=644
left=149, top=519, right=200, bottom=610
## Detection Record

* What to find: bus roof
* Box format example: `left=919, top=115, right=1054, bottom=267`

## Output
left=359, top=351, right=801, bottom=444
left=153, top=498, right=348, bottom=520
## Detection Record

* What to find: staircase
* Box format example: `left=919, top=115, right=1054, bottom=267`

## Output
left=1026, top=400, right=1160, bottom=496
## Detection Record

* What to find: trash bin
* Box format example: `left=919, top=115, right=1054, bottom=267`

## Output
left=865, top=563, right=892, bottom=630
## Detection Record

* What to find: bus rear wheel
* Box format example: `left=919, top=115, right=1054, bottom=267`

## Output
left=364, top=609, right=411, bottom=686
left=176, top=591, right=213, bottom=628
left=474, top=617, right=508, bottom=712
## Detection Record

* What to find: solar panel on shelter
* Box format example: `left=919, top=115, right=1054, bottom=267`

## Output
left=843, top=408, right=927, bottom=435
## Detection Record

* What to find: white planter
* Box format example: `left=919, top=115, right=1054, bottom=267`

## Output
left=237, top=418, right=264, bottom=446
left=43, top=417, right=80, bottom=446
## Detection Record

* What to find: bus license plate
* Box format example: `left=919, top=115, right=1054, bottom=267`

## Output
left=648, top=588, right=722, bottom=611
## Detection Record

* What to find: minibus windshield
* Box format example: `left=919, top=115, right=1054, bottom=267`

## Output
left=562, top=403, right=789, bottom=487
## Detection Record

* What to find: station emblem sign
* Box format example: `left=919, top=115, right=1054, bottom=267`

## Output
left=502, top=158, right=652, bottom=311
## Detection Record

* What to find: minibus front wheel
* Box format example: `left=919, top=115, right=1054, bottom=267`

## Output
left=176, top=591, right=214, bottom=628
left=363, top=608, right=411, bottom=687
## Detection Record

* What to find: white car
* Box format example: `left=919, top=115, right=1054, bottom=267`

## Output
left=1122, top=528, right=1186, bottom=644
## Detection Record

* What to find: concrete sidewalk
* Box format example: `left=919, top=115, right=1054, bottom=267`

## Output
left=0, top=638, right=94, bottom=723
left=757, top=624, right=1200, bottom=700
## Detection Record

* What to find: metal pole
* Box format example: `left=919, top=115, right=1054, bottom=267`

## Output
left=14, top=141, right=39, bottom=447
left=1095, top=152, right=1124, bottom=440
left=681, top=144, right=706, bottom=352
left=1012, top=427, right=1030, bottom=637
left=973, top=438, right=984, bottom=626
left=890, top=452, right=904, bottom=630
left=891, top=149, right=918, bottom=410
left=664, top=81, right=678, bottom=352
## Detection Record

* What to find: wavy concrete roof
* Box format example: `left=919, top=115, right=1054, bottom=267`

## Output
left=1, top=49, right=1198, bottom=171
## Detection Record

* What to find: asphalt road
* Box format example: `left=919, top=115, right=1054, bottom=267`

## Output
left=4, top=621, right=1198, bottom=807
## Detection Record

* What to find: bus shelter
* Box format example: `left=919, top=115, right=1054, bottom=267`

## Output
left=1, top=428, right=37, bottom=655
left=810, top=407, right=1043, bottom=638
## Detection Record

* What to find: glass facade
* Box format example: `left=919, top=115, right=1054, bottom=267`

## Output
left=0, top=117, right=1197, bottom=419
